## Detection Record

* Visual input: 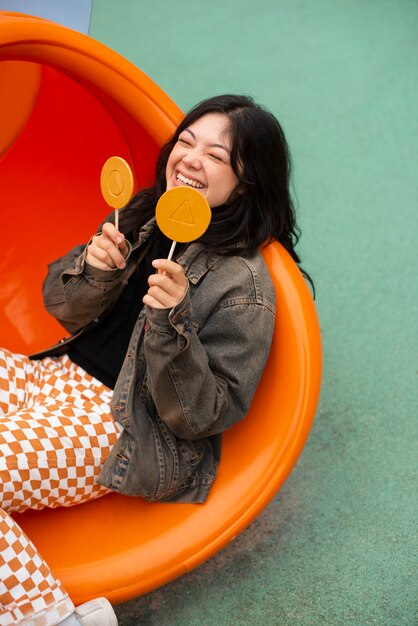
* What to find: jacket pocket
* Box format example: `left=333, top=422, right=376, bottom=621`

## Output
left=178, top=438, right=201, bottom=467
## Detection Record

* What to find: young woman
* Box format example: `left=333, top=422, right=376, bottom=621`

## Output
left=0, top=95, right=312, bottom=625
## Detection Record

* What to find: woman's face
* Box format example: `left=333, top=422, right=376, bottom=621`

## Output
left=165, top=113, right=240, bottom=208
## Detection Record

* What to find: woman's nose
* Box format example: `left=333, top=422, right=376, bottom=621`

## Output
left=182, top=150, right=202, bottom=169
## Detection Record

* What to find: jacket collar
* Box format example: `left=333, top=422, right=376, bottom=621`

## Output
left=136, top=217, right=158, bottom=245
left=177, top=244, right=220, bottom=285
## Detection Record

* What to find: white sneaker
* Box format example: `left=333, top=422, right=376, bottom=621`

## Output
left=74, top=597, right=118, bottom=625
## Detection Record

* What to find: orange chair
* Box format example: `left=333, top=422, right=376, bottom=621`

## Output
left=0, top=12, right=322, bottom=605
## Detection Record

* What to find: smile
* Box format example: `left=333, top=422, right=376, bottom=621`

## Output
left=176, top=172, right=204, bottom=189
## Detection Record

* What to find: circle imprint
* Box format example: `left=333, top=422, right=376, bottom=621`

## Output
left=101, top=156, right=134, bottom=209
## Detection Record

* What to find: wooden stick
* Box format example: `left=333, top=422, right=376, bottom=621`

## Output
left=115, top=209, right=119, bottom=232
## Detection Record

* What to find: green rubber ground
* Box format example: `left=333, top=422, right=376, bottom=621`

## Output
left=88, top=2, right=417, bottom=624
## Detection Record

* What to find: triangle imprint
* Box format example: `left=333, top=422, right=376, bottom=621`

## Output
left=170, top=200, right=195, bottom=225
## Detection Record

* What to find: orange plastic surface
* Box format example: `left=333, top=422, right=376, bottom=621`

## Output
left=0, top=60, right=41, bottom=157
left=0, top=12, right=322, bottom=605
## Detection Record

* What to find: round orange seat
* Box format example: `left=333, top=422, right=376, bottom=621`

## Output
left=0, top=12, right=322, bottom=605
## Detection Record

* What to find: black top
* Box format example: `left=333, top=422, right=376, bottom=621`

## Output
left=68, top=232, right=172, bottom=389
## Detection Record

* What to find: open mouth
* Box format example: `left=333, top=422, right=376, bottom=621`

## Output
left=176, top=171, right=205, bottom=189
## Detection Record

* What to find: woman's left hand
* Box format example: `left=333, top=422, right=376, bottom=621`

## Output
left=143, top=259, right=189, bottom=309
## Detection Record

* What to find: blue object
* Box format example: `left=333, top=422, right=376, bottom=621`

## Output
left=0, top=0, right=92, bottom=34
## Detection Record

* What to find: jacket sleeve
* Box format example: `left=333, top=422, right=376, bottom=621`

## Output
left=42, top=241, right=131, bottom=334
left=143, top=289, right=275, bottom=440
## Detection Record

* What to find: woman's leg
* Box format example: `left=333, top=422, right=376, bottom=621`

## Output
left=0, top=507, right=75, bottom=625
left=0, top=349, right=121, bottom=624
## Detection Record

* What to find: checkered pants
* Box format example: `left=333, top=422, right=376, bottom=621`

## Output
left=0, top=348, right=122, bottom=625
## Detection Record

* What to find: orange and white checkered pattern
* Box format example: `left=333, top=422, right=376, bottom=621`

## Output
left=0, top=508, right=74, bottom=625
left=0, top=348, right=122, bottom=625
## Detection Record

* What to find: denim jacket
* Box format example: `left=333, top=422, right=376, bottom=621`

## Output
left=41, top=218, right=276, bottom=503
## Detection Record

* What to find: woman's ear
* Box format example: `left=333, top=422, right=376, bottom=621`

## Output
left=233, top=183, right=245, bottom=198
left=227, top=181, right=246, bottom=203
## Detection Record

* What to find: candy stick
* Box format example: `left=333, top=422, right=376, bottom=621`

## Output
left=167, top=240, right=177, bottom=261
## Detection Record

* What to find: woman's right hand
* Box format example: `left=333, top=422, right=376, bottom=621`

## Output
left=85, top=222, right=129, bottom=270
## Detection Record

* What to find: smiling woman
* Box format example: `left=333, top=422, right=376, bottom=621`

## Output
left=0, top=88, right=318, bottom=625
